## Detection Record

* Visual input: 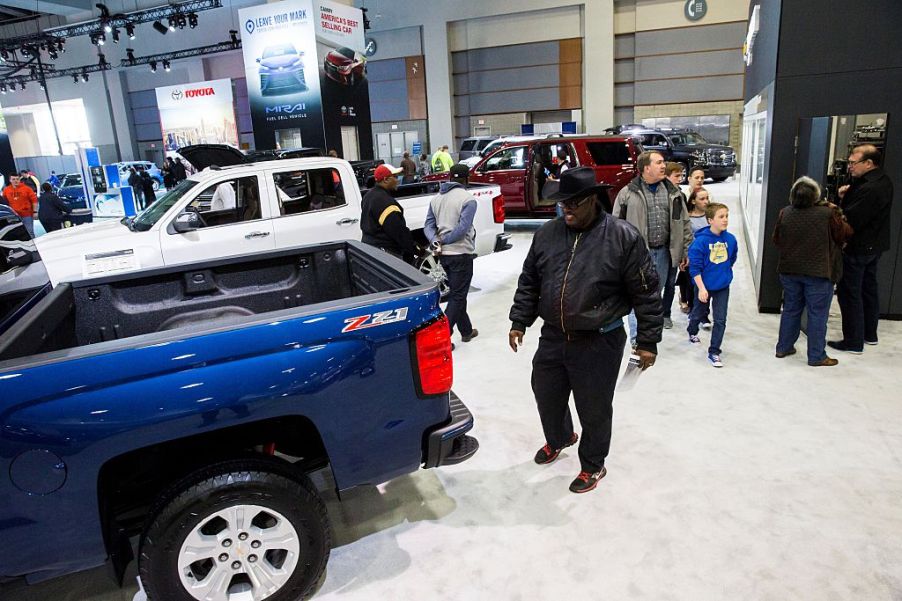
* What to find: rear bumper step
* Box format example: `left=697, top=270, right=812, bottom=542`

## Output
left=494, top=233, right=513, bottom=252
left=423, top=390, right=479, bottom=468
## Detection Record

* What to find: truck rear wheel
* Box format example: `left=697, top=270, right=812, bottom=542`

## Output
left=139, top=458, right=330, bottom=601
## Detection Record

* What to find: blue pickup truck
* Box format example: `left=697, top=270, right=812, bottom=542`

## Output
left=0, top=240, right=478, bottom=600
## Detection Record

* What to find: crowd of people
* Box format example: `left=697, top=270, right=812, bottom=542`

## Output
left=358, top=142, right=892, bottom=494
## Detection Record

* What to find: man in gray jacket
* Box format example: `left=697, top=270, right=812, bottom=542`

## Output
left=425, top=163, right=478, bottom=344
left=613, top=151, right=693, bottom=340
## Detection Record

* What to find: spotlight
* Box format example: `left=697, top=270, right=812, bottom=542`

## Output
left=126, top=22, right=135, bottom=39
left=126, top=48, right=136, bottom=63
left=168, top=17, right=176, bottom=31
left=21, top=46, right=30, bottom=57
left=112, top=28, right=120, bottom=43
left=82, top=71, right=89, bottom=83
left=98, top=33, right=105, bottom=45
left=163, top=59, right=171, bottom=72
left=150, top=61, right=157, bottom=72
left=0, top=49, right=8, bottom=61
left=188, top=13, right=198, bottom=28
left=39, top=81, right=45, bottom=91
left=58, top=40, right=65, bottom=53
left=177, top=14, right=187, bottom=29
left=152, top=20, right=168, bottom=35
left=0, top=84, right=6, bottom=94
left=48, top=47, right=58, bottom=60
left=20, top=82, right=26, bottom=91
left=229, top=29, right=239, bottom=45
left=103, top=21, right=112, bottom=33
left=73, top=74, right=79, bottom=84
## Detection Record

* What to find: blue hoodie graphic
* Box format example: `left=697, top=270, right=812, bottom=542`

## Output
left=687, top=225, right=738, bottom=292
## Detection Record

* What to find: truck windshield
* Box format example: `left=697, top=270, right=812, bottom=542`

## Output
left=133, top=180, right=199, bottom=232
left=670, top=132, right=708, bottom=145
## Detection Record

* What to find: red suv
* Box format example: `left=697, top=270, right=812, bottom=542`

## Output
left=430, top=135, right=641, bottom=218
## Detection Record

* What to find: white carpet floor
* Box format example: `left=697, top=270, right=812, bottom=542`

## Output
left=4, top=181, right=901, bottom=601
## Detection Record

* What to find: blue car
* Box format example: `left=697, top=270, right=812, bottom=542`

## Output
left=117, top=161, right=164, bottom=190
left=257, top=43, right=307, bottom=95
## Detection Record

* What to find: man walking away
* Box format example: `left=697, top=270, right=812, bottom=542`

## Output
left=829, top=144, right=894, bottom=353
left=360, top=164, right=418, bottom=263
left=127, top=167, right=145, bottom=210
left=2, top=173, right=38, bottom=237
left=509, top=167, right=663, bottom=494
left=425, top=163, right=479, bottom=345
left=400, top=151, right=417, bottom=184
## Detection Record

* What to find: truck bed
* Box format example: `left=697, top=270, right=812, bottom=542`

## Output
left=0, top=241, right=422, bottom=363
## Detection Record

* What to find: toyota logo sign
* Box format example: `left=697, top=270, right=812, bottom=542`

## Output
left=171, top=89, right=183, bottom=101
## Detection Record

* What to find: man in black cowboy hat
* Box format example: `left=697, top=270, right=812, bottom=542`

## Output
left=509, top=166, right=663, bottom=494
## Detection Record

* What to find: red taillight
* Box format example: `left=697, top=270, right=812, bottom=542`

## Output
left=492, top=194, right=505, bottom=223
left=414, top=315, right=453, bottom=395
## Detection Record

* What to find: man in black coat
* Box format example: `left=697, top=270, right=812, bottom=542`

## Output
left=360, top=164, right=418, bottom=263
left=509, top=167, right=663, bottom=494
left=127, top=168, right=145, bottom=210
left=829, top=144, right=894, bottom=353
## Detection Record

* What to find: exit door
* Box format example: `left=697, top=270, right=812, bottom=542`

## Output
left=341, top=126, right=360, bottom=161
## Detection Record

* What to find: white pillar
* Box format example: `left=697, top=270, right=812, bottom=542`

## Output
left=583, top=0, right=614, bottom=132
left=421, top=21, right=453, bottom=152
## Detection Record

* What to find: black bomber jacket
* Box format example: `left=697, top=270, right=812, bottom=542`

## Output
left=509, top=211, right=663, bottom=353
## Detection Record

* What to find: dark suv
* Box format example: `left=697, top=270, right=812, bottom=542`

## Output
left=628, top=128, right=737, bottom=181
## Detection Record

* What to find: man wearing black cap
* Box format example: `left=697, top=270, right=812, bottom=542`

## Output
left=360, top=163, right=418, bottom=263
left=425, top=163, right=479, bottom=344
left=509, top=167, right=663, bottom=494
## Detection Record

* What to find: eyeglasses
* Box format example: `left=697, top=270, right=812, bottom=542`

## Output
left=557, top=196, right=594, bottom=210
left=847, top=158, right=870, bottom=166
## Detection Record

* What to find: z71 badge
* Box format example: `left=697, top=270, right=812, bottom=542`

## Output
left=342, top=307, right=409, bottom=333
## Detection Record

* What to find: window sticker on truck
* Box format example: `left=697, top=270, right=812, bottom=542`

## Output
left=83, top=248, right=140, bottom=277
left=342, top=307, right=409, bottom=332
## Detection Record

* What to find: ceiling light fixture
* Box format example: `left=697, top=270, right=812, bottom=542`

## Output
left=152, top=20, right=168, bottom=35
left=188, top=13, right=198, bottom=28
left=163, top=59, right=171, bottom=72
left=126, top=22, right=135, bottom=39
left=149, top=60, right=157, bottom=72
left=112, top=28, right=120, bottom=43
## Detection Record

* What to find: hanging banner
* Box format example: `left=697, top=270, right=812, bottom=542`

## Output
left=154, top=78, right=238, bottom=152
left=239, top=0, right=324, bottom=151
left=315, top=0, right=373, bottom=159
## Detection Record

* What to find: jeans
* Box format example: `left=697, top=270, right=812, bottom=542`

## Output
left=532, top=324, right=626, bottom=472
left=628, top=246, right=670, bottom=343
left=440, top=253, right=474, bottom=337
left=776, top=274, right=833, bottom=364
left=20, top=216, right=34, bottom=238
left=836, top=253, right=881, bottom=348
left=662, top=265, right=678, bottom=318
left=688, top=285, right=730, bottom=355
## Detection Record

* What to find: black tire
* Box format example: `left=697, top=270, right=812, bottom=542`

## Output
left=139, top=458, right=330, bottom=601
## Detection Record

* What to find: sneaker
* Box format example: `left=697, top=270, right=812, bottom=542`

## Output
left=679, top=302, right=690, bottom=314
left=708, top=353, right=723, bottom=367
left=809, top=356, right=839, bottom=367
left=569, top=467, right=607, bottom=494
left=864, top=339, right=878, bottom=346
left=775, top=347, right=797, bottom=358
left=461, top=329, right=479, bottom=343
left=827, top=340, right=863, bottom=354
left=663, top=317, right=673, bottom=329
left=700, top=322, right=712, bottom=331
left=688, top=334, right=701, bottom=344
left=534, top=432, right=578, bottom=465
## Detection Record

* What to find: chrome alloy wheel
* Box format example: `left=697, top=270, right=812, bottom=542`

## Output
left=177, top=504, right=300, bottom=601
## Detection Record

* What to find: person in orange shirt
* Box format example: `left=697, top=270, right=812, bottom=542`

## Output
left=1, top=173, right=39, bottom=237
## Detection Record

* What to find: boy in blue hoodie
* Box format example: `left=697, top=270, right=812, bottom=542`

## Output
left=687, top=202, right=738, bottom=367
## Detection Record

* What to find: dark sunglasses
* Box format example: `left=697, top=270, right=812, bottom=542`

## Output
left=557, top=195, right=594, bottom=210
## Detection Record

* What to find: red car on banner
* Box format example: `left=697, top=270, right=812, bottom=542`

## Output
left=323, top=47, right=367, bottom=86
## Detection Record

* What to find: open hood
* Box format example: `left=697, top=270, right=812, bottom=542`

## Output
left=177, top=144, right=249, bottom=170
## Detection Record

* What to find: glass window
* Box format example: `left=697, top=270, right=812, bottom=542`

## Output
left=183, top=176, right=262, bottom=227
left=134, top=180, right=199, bottom=231
left=460, top=140, right=477, bottom=151
left=272, top=168, right=346, bottom=216
left=481, top=146, right=527, bottom=171
left=585, top=142, right=631, bottom=165
left=477, top=139, right=494, bottom=151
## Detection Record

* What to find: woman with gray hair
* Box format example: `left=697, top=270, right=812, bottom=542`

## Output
left=773, top=176, right=852, bottom=366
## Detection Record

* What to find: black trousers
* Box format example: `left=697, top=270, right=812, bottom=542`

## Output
left=837, top=252, right=881, bottom=347
left=440, top=253, right=474, bottom=337
left=531, top=324, right=626, bottom=472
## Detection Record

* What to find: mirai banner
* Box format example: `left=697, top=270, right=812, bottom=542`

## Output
left=238, top=0, right=372, bottom=158
left=155, top=78, right=238, bottom=152
left=239, top=0, right=324, bottom=151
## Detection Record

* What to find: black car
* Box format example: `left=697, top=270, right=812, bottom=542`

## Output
left=628, top=128, right=737, bottom=182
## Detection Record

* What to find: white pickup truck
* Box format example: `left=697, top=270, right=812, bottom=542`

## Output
left=33, top=152, right=510, bottom=291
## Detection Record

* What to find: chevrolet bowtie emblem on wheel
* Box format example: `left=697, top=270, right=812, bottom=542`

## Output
left=342, top=308, right=409, bottom=332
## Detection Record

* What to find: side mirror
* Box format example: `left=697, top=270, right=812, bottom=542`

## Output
left=173, top=211, right=201, bottom=233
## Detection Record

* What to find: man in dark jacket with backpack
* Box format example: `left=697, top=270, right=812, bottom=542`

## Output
left=509, top=167, right=663, bottom=494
